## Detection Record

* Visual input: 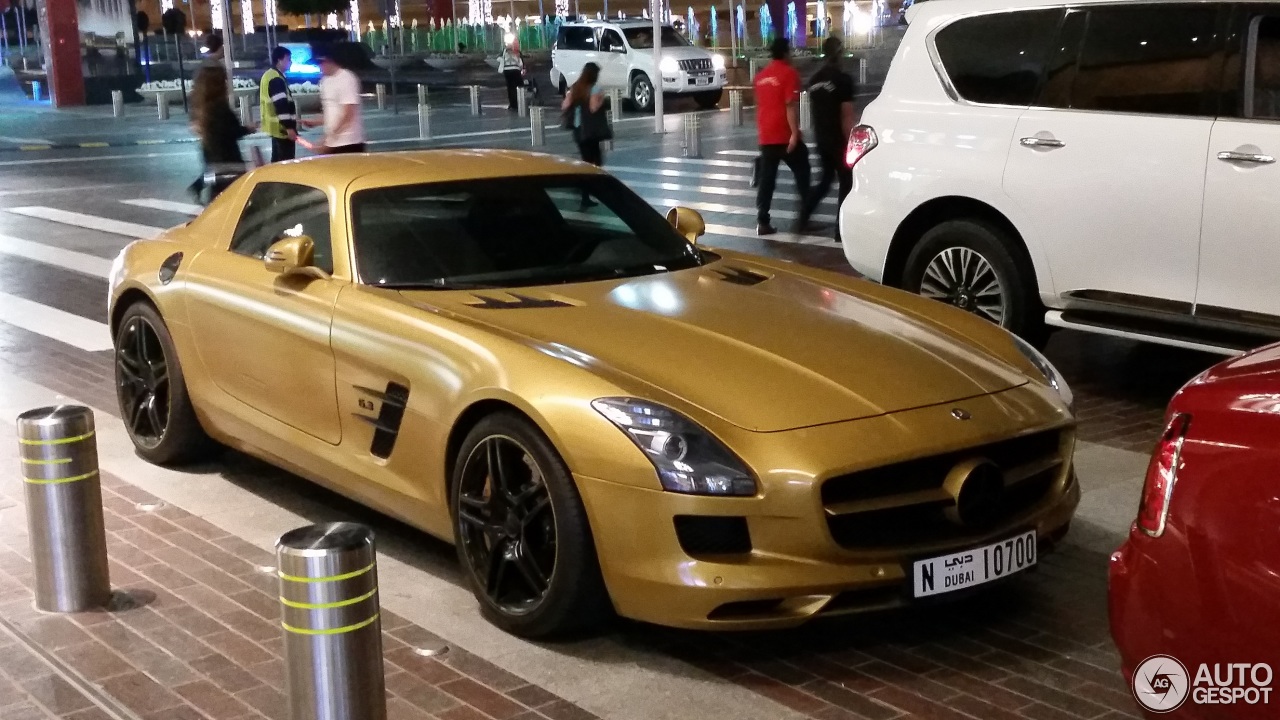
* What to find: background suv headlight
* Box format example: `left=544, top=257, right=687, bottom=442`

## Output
left=712, top=54, right=725, bottom=69
left=1012, top=336, right=1074, bottom=413
left=592, top=398, right=757, bottom=496
left=659, top=56, right=679, bottom=74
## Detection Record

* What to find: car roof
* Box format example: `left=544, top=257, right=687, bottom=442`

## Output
left=912, top=0, right=1260, bottom=17
left=246, top=149, right=604, bottom=195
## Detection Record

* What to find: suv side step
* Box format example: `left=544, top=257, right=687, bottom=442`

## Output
left=1045, top=310, right=1249, bottom=356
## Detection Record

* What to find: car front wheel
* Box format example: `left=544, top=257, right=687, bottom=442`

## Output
left=902, top=219, right=1044, bottom=341
left=451, top=413, right=610, bottom=638
left=630, top=73, right=655, bottom=112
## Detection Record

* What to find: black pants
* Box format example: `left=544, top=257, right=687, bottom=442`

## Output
left=578, top=139, right=603, bottom=167
left=807, top=144, right=853, bottom=239
left=328, top=143, right=367, bottom=154
left=271, top=136, right=296, bottom=162
left=756, top=142, right=811, bottom=226
left=504, top=70, right=523, bottom=108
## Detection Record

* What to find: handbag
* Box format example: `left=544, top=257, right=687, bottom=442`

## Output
left=577, top=103, right=613, bottom=143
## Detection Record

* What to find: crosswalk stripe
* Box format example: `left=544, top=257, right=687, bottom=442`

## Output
left=121, top=198, right=203, bottom=215
left=609, top=164, right=802, bottom=187
left=717, top=149, right=821, bottom=161
left=0, top=234, right=112, bottom=278
left=7, top=207, right=166, bottom=239
left=620, top=178, right=834, bottom=205
left=651, top=196, right=837, bottom=224
left=0, top=290, right=113, bottom=352
left=658, top=157, right=754, bottom=169
left=704, top=223, right=840, bottom=248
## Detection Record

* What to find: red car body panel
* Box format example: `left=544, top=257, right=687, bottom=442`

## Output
left=1109, top=343, right=1280, bottom=719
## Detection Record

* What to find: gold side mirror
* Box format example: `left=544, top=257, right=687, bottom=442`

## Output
left=666, top=206, right=706, bottom=245
left=264, top=236, right=327, bottom=279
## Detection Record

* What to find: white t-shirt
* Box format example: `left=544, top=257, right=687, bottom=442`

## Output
left=320, top=68, right=365, bottom=148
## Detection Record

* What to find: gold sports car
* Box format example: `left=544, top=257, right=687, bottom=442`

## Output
left=108, top=150, right=1079, bottom=637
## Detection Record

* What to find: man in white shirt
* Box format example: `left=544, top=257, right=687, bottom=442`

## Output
left=317, top=49, right=366, bottom=154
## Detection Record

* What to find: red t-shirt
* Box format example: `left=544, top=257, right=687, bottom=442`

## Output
left=754, top=60, right=800, bottom=146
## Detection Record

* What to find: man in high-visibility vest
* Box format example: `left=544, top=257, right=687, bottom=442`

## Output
left=260, top=46, right=300, bottom=162
left=499, top=41, right=525, bottom=111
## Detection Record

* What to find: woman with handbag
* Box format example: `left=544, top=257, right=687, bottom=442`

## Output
left=188, top=64, right=256, bottom=204
left=561, top=62, right=612, bottom=209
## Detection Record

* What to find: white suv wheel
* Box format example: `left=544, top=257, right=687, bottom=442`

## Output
left=631, top=74, right=654, bottom=112
left=920, top=247, right=1007, bottom=325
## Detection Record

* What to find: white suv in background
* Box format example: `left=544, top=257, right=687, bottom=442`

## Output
left=842, top=0, right=1280, bottom=354
left=551, top=19, right=728, bottom=111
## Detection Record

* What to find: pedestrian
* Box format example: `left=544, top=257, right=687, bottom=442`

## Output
left=316, top=48, right=366, bottom=154
left=189, top=64, right=255, bottom=203
left=260, top=46, right=303, bottom=162
left=753, top=37, right=811, bottom=236
left=500, top=42, right=525, bottom=111
left=561, top=62, right=611, bottom=209
left=804, top=36, right=856, bottom=242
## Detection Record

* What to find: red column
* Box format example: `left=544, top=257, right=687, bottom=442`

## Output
left=38, top=0, right=85, bottom=107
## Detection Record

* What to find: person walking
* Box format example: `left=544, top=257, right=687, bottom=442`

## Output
left=190, top=64, right=254, bottom=202
left=317, top=48, right=366, bottom=154
left=753, top=37, right=811, bottom=236
left=805, top=36, right=856, bottom=242
left=201, top=34, right=224, bottom=70
left=260, top=46, right=302, bottom=162
left=500, top=42, right=525, bottom=111
left=561, top=62, right=611, bottom=209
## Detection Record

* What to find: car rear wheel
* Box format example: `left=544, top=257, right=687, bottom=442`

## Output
left=451, top=412, right=610, bottom=638
left=557, top=75, right=567, bottom=96
left=114, top=302, right=217, bottom=465
left=630, top=73, right=655, bottom=112
left=694, top=90, right=722, bottom=109
left=902, top=219, right=1044, bottom=341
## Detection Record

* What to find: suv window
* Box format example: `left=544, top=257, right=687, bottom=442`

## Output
left=557, top=26, right=596, bottom=51
left=231, top=182, right=333, bottom=273
left=934, top=9, right=1062, bottom=106
left=600, top=29, right=625, bottom=52
left=1069, top=6, right=1221, bottom=116
left=1222, top=12, right=1280, bottom=119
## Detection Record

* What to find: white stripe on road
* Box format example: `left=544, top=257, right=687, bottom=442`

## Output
left=717, top=149, right=821, bottom=160
left=121, top=198, right=203, bottom=215
left=703, top=223, right=841, bottom=248
left=6, top=207, right=166, bottom=239
left=0, top=151, right=188, bottom=168
left=0, top=135, right=54, bottom=145
left=0, top=291, right=112, bottom=352
left=651, top=196, right=837, bottom=224
left=621, top=178, right=834, bottom=205
left=609, top=164, right=802, bottom=186
left=0, top=234, right=112, bottom=278
left=658, top=156, right=754, bottom=169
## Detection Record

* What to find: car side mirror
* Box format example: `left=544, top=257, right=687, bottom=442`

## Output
left=611, top=45, right=627, bottom=53
left=666, top=206, right=706, bottom=244
left=264, top=236, right=329, bottom=279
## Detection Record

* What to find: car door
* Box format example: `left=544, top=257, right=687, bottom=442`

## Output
left=1003, top=5, right=1224, bottom=312
left=185, top=181, right=343, bottom=444
left=557, top=26, right=600, bottom=88
left=1197, top=8, right=1280, bottom=323
left=597, top=28, right=630, bottom=91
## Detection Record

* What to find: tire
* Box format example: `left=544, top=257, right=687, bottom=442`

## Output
left=630, top=72, right=655, bottom=113
left=901, top=218, right=1045, bottom=342
left=450, top=412, right=610, bottom=638
left=557, top=75, right=567, bottom=96
left=694, top=89, right=723, bottom=109
left=113, top=302, right=218, bottom=465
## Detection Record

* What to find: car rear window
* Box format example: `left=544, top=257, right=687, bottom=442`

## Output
left=934, top=9, right=1063, bottom=106
left=557, top=26, right=596, bottom=51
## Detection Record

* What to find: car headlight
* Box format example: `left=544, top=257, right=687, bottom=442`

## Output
left=659, top=56, right=679, bottom=74
left=712, top=53, right=725, bottom=69
left=1011, top=336, right=1074, bottom=413
left=592, top=398, right=757, bottom=496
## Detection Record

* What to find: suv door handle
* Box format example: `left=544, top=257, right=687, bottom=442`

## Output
left=1218, top=151, right=1276, bottom=164
left=1020, top=137, right=1065, bottom=149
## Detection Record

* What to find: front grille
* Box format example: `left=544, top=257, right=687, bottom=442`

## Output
left=674, top=515, right=752, bottom=556
left=822, top=430, right=1066, bottom=551
left=679, top=58, right=713, bottom=72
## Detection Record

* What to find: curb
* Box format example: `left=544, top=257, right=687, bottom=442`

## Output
left=0, top=138, right=198, bottom=153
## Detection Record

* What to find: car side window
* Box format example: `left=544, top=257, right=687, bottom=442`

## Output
left=559, top=27, right=596, bottom=51
left=1068, top=6, right=1223, bottom=117
left=230, top=182, right=333, bottom=274
left=1236, top=14, right=1280, bottom=119
left=600, top=29, right=625, bottom=52
left=933, top=9, right=1063, bottom=106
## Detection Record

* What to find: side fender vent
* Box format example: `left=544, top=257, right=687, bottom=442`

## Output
left=159, top=252, right=183, bottom=285
left=355, top=383, right=410, bottom=459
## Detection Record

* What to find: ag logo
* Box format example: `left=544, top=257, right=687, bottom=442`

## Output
left=1134, top=655, right=1190, bottom=713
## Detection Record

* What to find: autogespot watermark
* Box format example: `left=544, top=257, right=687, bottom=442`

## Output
left=1133, top=655, right=1274, bottom=713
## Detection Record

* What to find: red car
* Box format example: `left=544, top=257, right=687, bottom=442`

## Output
left=1110, top=344, right=1280, bottom=718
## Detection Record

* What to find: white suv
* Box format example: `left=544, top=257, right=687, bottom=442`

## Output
left=842, top=0, right=1280, bottom=354
left=551, top=19, right=727, bottom=112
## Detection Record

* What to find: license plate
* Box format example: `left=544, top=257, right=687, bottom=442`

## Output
left=912, top=531, right=1036, bottom=598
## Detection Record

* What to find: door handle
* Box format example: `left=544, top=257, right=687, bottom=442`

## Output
left=1218, top=151, right=1276, bottom=164
left=1020, top=137, right=1065, bottom=149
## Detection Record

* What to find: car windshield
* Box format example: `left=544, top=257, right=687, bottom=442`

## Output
left=351, top=174, right=705, bottom=289
left=623, top=26, right=690, bottom=49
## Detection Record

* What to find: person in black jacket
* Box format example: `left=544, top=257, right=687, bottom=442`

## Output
left=804, top=36, right=857, bottom=242
left=189, top=65, right=255, bottom=202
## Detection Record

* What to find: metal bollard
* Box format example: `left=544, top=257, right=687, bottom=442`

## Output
left=608, top=88, right=622, bottom=115
left=749, top=57, right=760, bottom=80
left=729, top=89, right=743, bottom=126
left=111, top=90, right=124, bottom=118
left=859, top=57, right=868, bottom=86
left=375, top=83, right=387, bottom=111
left=278, top=523, right=386, bottom=720
left=157, top=92, right=170, bottom=120
left=31, top=80, right=41, bottom=102
left=239, top=96, right=253, bottom=126
left=683, top=113, right=702, bottom=158
left=18, top=406, right=110, bottom=613
left=417, top=83, right=428, bottom=106
left=799, top=91, right=812, bottom=132
left=417, top=103, right=432, bottom=139
left=530, top=106, right=545, bottom=146
left=469, top=85, right=482, bottom=116
left=516, top=86, right=528, bottom=117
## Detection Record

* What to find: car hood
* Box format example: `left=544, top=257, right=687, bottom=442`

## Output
left=399, top=265, right=1028, bottom=432
left=631, top=45, right=711, bottom=62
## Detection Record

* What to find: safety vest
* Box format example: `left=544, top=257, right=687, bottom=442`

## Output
left=259, top=68, right=294, bottom=140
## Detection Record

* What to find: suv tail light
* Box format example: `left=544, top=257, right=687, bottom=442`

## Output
left=1137, top=413, right=1191, bottom=537
left=845, top=125, right=878, bottom=168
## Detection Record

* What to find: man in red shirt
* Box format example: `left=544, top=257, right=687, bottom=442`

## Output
left=753, top=37, right=812, bottom=236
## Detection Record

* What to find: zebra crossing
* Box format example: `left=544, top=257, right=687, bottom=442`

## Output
left=0, top=151, right=847, bottom=357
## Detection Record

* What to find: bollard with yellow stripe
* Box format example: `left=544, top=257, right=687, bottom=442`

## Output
left=16, top=406, right=111, bottom=612
left=277, top=522, right=387, bottom=720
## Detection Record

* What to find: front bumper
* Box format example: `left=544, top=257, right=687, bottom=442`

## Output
left=659, top=70, right=728, bottom=94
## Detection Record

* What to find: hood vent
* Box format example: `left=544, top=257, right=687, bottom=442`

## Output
left=713, top=266, right=771, bottom=286
left=465, top=294, right=574, bottom=309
